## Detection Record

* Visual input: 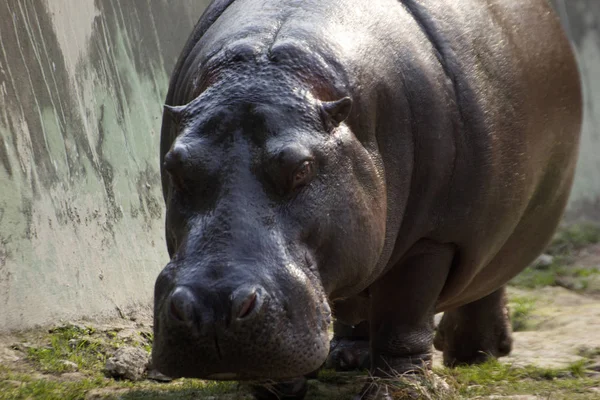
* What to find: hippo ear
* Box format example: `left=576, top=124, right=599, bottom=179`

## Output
left=321, top=97, right=353, bottom=130
left=163, top=104, right=187, bottom=125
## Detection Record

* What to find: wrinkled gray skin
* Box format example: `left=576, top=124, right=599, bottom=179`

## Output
left=153, top=0, right=581, bottom=398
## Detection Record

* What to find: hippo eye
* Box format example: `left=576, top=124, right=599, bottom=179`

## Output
left=164, top=145, right=188, bottom=187
left=290, top=160, right=315, bottom=190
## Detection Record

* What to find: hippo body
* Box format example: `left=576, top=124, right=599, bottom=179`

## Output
left=153, top=0, right=581, bottom=397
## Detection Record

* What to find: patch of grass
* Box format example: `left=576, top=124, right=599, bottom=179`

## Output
left=25, top=325, right=107, bottom=374
left=119, top=379, right=241, bottom=400
left=568, top=360, right=589, bottom=378
left=574, top=267, right=600, bottom=278
left=0, top=362, right=240, bottom=400
left=0, top=369, right=241, bottom=400
left=511, top=263, right=600, bottom=291
left=0, top=371, right=109, bottom=400
left=22, top=323, right=153, bottom=376
left=510, top=266, right=560, bottom=288
left=316, top=368, right=366, bottom=384
left=384, top=369, right=456, bottom=400
left=140, top=331, right=153, bottom=354
left=511, top=223, right=600, bottom=290
left=2, top=360, right=598, bottom=400
left=437, top=359, right=599, bottom=399
left=316, top=368, right=342, bottom=383
left=508, top=295, right=537, bottom=332
left=547, top=223, right=600, bottom=257
left=578, top=346, right=600, bottom=359
left=306, top=378, right=363, bottom=400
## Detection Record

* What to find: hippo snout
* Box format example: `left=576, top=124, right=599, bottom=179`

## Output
left=152, top=262, right=332, bottom=380
left=167, top=285, right=266, bottom=327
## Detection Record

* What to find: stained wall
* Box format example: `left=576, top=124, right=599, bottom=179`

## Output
left=0, top=0, right=209, bottom=331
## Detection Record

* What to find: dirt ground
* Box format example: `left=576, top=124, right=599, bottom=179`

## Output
left=1, top=229, right=600, bottom=399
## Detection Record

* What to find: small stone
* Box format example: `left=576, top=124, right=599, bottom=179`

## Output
left=1, top=345, right=23, bottom=362
left=61, top=372, right=86, bottom=381
left=104, top=346, right=149, bottom=381
left=115, top=328, right=138, bottom=341
left=555, top=277, right=585, bottom=291
left=49, top=323, right=88, bottom=334
left=60, top=360, right=79, bottom=371
left=532, top=254, right=554, bottom=269
left=11, top=342, right=34, bottom=352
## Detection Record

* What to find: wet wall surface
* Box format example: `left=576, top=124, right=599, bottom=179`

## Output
left=0, top=0, right=209, bottom=330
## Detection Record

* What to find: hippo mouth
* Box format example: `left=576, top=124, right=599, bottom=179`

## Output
left=152, top=259, right=332, bottom=380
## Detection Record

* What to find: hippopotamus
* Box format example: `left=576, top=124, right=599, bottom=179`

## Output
left=152, top=0, right=582, bottom=398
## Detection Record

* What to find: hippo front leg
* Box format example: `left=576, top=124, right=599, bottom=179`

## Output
left=359, top=240, right=454, bottom=399
left=326, top=320, right=370, bottom=371
left=326, top=294, right=371, bottom=372
left=433, top=286, right=513, bottom=367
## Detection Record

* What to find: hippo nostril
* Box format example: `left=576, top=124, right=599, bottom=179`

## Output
left=170, top=300, right=184, bottom=321
left=168, top=286, right=197, bottom=323
left=238, top=291, right=257, bottom=319
left=231, top=285, right=265, bottom=321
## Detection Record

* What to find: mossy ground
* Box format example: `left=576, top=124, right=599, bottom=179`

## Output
left=1, top=223, right=600, bottom=399
left=510, top=223, right=600, bottom=291
left=438, top=359, right=599, bottom=399
left=2, top=359, right=598, bottom=399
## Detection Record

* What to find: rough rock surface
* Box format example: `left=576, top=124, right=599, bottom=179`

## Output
left=104, top=346, right=149, bottom=381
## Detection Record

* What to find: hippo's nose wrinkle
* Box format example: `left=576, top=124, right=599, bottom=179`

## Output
left=231, top=285, right=266, bottom=320
left=169, top=286, right=198, bottom=323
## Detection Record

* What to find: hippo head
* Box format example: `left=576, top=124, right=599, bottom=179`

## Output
left=152, top=73, right=387, bottom=380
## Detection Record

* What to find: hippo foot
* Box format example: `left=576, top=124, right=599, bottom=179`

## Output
left=434, top=314, right=512, bottom=367
left=325, top=337, right=370, bottom=371
left=249, top=377, right=308, bottom=400
left=433, top=287, right=513, bottom=367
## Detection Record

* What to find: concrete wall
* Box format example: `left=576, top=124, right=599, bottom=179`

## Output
left=0, top=0, right=209, bottom=331
left=0, top=0, right=599, bottom=332
left=552, top=0, right=600, bottom=221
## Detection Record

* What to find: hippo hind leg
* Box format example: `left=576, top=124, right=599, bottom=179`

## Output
left=434, top=286, right=513, bottom=367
